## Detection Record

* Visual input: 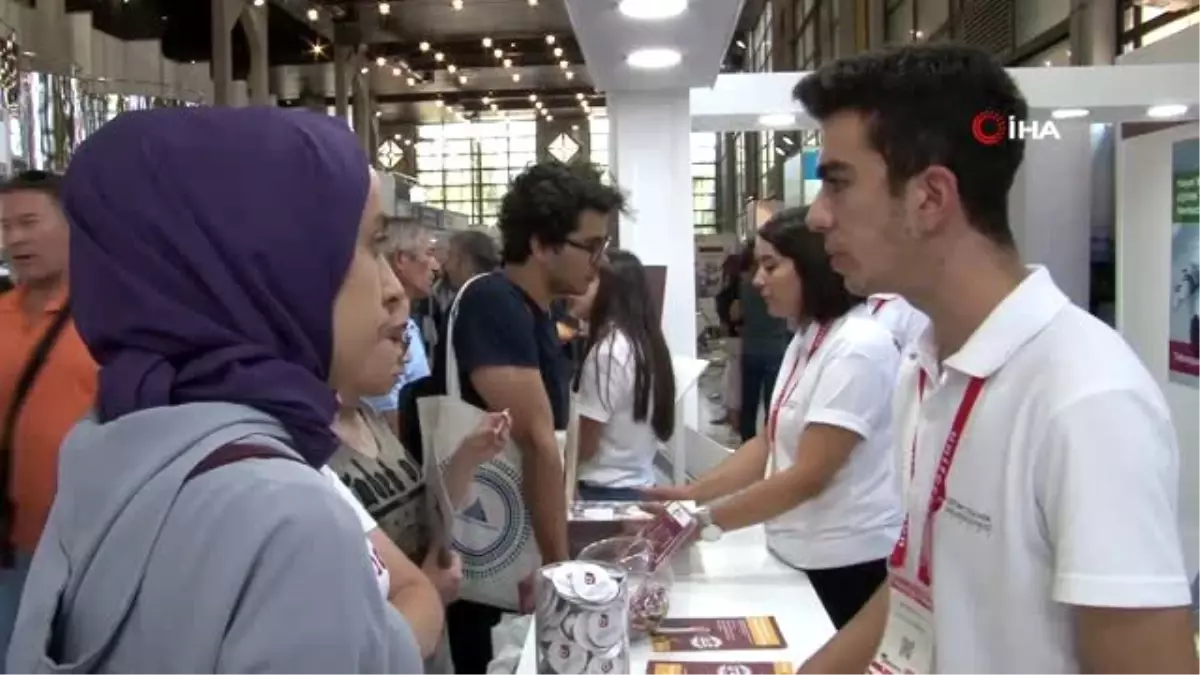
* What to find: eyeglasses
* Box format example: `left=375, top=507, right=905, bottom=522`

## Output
left=563, top=237, right=609, bottom=263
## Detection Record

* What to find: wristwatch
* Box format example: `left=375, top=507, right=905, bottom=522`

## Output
left=695, top=506, right=724, bottom=543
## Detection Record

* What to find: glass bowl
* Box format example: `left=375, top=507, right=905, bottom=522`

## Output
left=578, top=535, right=674, bottom=635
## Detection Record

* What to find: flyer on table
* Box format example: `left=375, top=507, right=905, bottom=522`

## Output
left=1168, top=138, right=1199, bottom=389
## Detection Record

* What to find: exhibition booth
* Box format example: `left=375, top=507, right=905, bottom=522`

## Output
left=683, top=26, right=1200, bottom=572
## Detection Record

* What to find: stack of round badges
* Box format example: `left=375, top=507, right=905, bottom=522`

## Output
left=534, top=561, right=630, bottom=674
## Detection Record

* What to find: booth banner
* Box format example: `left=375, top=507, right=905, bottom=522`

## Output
left=1169, top=139, right=1199, bottom=389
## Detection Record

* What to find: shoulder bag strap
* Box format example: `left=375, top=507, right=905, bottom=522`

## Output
left=443, top=272, right=489, bottom=401
left=0, top=299, right=72, bottom=567
left=183, top=443, right=307, bottom=484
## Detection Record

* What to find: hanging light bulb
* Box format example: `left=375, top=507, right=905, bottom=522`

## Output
left=378, top=2, right=391, bottom=15
left=528, top=0, right=538, bottom=6
left=458, top=75, right=467, bottom=84
left=376, top=56, right=386, bottom=66
left=502, top=58, right=512, bottom=68
left=434, top=52, right=445, bottom=62
left=545, top=35, right=556, bottom=45
left=252, top=0, right=264, bottom=6
left=451, top=0, right=464, bottom=9
left=553, top=47, right=563, bottom=57
left=575, top=92, right=584, bottom=100
left=493, top=48, right=504, bottom=58
left=528, top=94, right=538, bottom=102
left=391, top=66, right=401, bottom=76
left=546, top=114, right=554, bottom=121
left=447, top=63, right=457, bottom=73
left=511, top=72, right=521, bottom=82
left=306, top=7, right=319, bottom=21
left=565, top=70, right=575, bottom=80
left=482, top=37, right=493, bottom=48
left=559, top=60, right=569, bottom=69
left=482, top=96, right=491, bottom=105
left=360, top=66, right=369, bottom=74
left=419, top=41, right=431, bottom=52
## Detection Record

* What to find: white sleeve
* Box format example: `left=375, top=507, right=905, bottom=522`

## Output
left=805, top=341, right=899, bottom=440
left=322, top=466, right=377, bottom=535
left=1040, top=390, right=1190, bottom=608
left=575, top=333, right=634, bottom=424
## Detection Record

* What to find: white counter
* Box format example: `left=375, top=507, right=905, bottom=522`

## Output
left=515, top=526, right=835, bottom=674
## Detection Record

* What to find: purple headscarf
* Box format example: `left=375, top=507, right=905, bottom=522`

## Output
left=63, top=106, right=369, bottom=467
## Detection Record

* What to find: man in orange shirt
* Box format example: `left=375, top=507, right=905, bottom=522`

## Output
left=0, top=171, right=96, bottom=664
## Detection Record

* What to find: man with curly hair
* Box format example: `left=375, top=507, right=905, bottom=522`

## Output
left=444, top=160, right=624, bottom=672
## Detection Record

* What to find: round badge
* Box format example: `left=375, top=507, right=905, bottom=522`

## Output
left=570, top=563, right=619, bottom=604
left=584, top=609, right=624, bottom=649
left=455, top=462, right=531, bottom=582
left=552, top=565, right=579, bottom=601
left=545, top=639, right=587, bottom=674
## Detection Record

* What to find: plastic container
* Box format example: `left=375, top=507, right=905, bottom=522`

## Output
left=578, top=536, right=674, bottom=636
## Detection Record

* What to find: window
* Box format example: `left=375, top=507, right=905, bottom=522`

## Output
left=414, top=119, right=538, bottom=226
left=750, top=2, right=773, bottom=72
left=692, top=133, right=718, bottom=232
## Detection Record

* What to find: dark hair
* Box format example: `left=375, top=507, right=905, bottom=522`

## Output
left=450, top=229, right=500, bottom=275
left=576, top=249, right=676, bottom=442
left=793, top=43, right=1026, bottom=249
left=497, top=160, right=626, bottom=264
left=1, top=170, right=63, bottom=199
left=757, top=207, right=863, bottom=323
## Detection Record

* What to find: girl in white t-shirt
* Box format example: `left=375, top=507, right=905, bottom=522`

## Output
left=647, top=208, right=903, bottom=628
left=573, top=250, right=677, bottom=501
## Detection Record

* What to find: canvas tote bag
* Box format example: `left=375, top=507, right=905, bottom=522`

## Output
left=430, top=273, right=577, bottom=611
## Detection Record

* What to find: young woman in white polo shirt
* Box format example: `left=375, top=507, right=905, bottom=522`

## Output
left=647, top=208, right=903, bottom=628
left=573, top=250, right=677, bottom=501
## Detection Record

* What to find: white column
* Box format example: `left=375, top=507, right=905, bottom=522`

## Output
left=210, top=0, right=238, bottom=106
left=241, top=3, right=270, bottom=106
left=607, top=90, right=698, bottom=425
left=34, top=0, right=70, bottom=70
left=1007, top=123, right=1093, bottom=308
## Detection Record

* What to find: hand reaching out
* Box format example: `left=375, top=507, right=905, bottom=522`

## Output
left=456, top=410, right=511, bottom=466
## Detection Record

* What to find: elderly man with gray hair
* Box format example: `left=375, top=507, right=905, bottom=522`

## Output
left=363, top=217, right=440, bottom=429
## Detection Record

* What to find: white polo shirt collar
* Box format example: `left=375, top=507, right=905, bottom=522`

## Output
left=914, top=266, right=1070, bottom=380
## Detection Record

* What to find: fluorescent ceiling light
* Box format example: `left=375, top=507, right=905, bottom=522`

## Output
left=627, top=48, right=682, bottom=69
left=1051, top=108, right=1089, bottom=119
left=1147, top=104, right=1188, bottom=118
left=758, top=113, right=796, bottom=127
left=618, top=0, right=687, bottom=20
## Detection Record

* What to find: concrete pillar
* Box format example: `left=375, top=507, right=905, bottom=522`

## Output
left=352, top=67, right=372, bottom=155
left=240, top=3, right=270, bottom=106
left=837, top=0, right=858, bottom=58
left=1071, top=0, right=1117, bottom=66
left=607, top=90, right=697, bottom=424
left=1008, top=122, right=1093, bottom=308
left=334, top=46, right=351, bottom=126
left=866, top=0, right=886, bottom=49
left=210, top=0, right=239, bottom=106
left=34, top=0, right=71, bottom=71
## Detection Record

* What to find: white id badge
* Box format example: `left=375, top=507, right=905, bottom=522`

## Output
left=867, top=574, right=934, bottom=674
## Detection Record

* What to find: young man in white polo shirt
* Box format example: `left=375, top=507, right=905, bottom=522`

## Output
left=795, top=43, right=1197, bottom=673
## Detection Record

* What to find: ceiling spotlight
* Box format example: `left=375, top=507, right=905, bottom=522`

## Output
left=310, top=42, right=325, bottom=56
left=458, top=75, right=467, bottom=84
left=419, top=41, right=431, bottom=52
left=253, top=0, right=264, bottom=6
left=391, top=66, right=401, bottom=76
left=360, top=66, right=369, bottom=74
left=553, top=47, right=563, bottom=57
left=434, top=52, right=445, bottom=62
left=482, top=37, right=493, bottom=47
left=447, top=63, right=458, bottom=73
left=512, top=72, right=521, bottom=82
left=735, top=39, right=746, bottom=49
left=1051, top=108, right=1089, bottom=119
left=528, top=0, right=538, bottom=5
left=406, top=77, right=416, bottom=85
left=375, top=110, right=382, bottom=118
left=529, top=94, right=538, bottom=101
left=1148, top=104, right=1188, bottom=118
left=451, top=0, right=463, bottom=9
left=758, top=113, right=796, bottom=127
left=306, top=7, right=319, bottom=20
left=775, top=147, right=786, bottom=156
left=618, top=0, right=687, bottom=20
left=482, top=96, right=491, bottom=104
left=565, top=70, right=575, bottom=80
left=503, top=58, right=513, bottom=68
left=559, top=60, right=569, bottom=69
left=493, top=48, right=504, bottom=58
left=546, top=35, right=556, bottom=45
left=576, top=93, right=584, bottom=100
left=626, top=47, right=681, bottom=69
left=376, top=56, right=386, bottom=66
left=535, top=101, right=543, bottom=109
left=546, top=114, right=554, bottom=121
left=378, top=2, right=391, bottom=15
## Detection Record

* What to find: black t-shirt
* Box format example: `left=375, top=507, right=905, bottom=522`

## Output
left=451, top=271, right=569, bottom=430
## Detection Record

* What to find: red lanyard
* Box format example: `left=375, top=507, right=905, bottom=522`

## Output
left=870, top=297, right=892, bottom=315
left=888, top=368, right=986, bottom=587
left=767, top=323, right=831, bottom=445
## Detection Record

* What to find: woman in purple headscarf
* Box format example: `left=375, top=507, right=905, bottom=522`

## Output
left=5, top=107, right=425, bottom=673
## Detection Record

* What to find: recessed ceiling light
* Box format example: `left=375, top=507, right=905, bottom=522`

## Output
left=482, top=37, right=493, bottom=47
left=378, top=2, right=390, bottom=15
left=565, top=71, right=575, bottom=80
left=627, top=48, right=681, bottom=69
left=375, top=56, right=386, bottom=66
left=618, top=0, right=687, bottom=20
left=1051, top=108, right=1089, bottom=119
left=1148, top=104, right=1188, bottom=118
left=512, top=73, right=521, bottom=82
left=306, top=8, right=318, bottom=20
left=758, top=113, right=796, bottom=127
left=391, top=67, right=401, bottom=76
